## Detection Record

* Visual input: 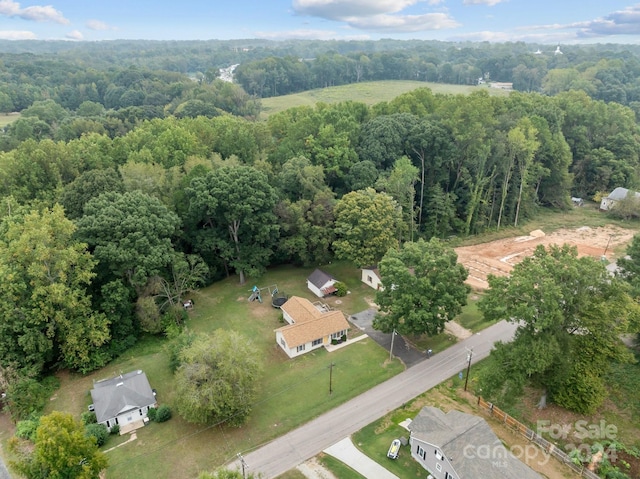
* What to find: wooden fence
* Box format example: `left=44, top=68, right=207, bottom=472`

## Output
left=477, top=397, right=601, bottom=479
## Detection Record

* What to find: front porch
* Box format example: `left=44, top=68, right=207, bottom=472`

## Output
left=119, top=418, right=146, bottom=435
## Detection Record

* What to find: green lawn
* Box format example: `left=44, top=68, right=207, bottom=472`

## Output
left=352, top=415, right=427, bottom=478
left=318, top=454, right=366, bottom=479
left=456, top=293, right=494, bottom=333
left=259, top=81, right=508, bottom=119
left=42, top=262, right=403, bottom=479
left=0, top=112, right=19, bottom=127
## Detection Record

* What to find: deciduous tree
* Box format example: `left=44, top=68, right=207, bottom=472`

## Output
left=0, top=205, right=110, bottom=375
left=373, top=238, right=469, bottom=336
left=478, top=244, right=639, bottom=413
left=333, top=188, right=399, bottom=268
left=76, top=190, right=180, bottom=291
left=186, top=165, right=279, bottom=285
left=10, top=411, right=108, bottom=479
left=174, top=331, right=262, bottom=426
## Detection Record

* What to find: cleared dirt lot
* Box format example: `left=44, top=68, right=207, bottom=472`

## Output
left=455, top=225, right=637, bottom=290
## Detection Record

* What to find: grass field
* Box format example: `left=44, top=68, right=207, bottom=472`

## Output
left=39, top=262, right=404, bottom=479
left=0, top=112, right=19, bottom=127
left=259, top=81, right=508, bottom=119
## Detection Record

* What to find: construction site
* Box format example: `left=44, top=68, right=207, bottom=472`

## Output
left=454, top=225, right=637, bottom=290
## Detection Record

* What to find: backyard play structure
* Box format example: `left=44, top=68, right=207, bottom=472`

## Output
left=248, top=284, right=288, bottom=307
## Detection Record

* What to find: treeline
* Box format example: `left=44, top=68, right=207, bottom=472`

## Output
left=1, top=85, right=639, bottom=401
left=234, top=50, right=640, bottom=110
left=0, top=59, right=260, bottom=148
left=4, top=39, right=640, bottom=109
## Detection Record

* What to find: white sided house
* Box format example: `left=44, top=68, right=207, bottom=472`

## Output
left=306, top=269, right=337, bottom=298
left=600, top=187, right=640, bottom=211
left=275, top=296, right=350, bottom=358
left=361, top=265, right=383, bottom=290
left=408, top=407, right=542, bottom=479
left=90, top=370, right=157, bottom=434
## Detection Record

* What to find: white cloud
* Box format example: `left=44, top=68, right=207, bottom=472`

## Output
left=292, top=0, right=459, bottom=33
left=496, top=4, right=640, bottom=43
left=86, top=19, right=117, bottom=31
left=293, top=0, right=423, bottom=19
left=65, top=29, right=83, bottom=40
left=463, top=0, right=506, bottom=5
left=0, top=29, right=36, bottom=39
left=0, top=0, right=69, bottom=24
left=347, top=13, right=459, bottom=32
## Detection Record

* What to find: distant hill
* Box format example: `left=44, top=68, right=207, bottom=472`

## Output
left=259, top=80, right=509, bottom=119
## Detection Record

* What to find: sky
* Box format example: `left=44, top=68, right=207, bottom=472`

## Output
left=1, top=0, right=640, bottom=44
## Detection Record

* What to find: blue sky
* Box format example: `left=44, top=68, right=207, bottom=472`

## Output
left=1, top=0, right=640, bottom=44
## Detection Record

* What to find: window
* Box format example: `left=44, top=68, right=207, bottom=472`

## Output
left=312, top=338, right=322, bottom=346
left=445, top=473, right=453, bottom=479
left=331, top=330, right=345, bottom=339
left=139, top=409, right=143, bottom=416
left=435, top=450, right=443, bottom=460
left=280, top=338, right=286, bottom=347
left=367, top=275, right=372, bottom=283
left=436, top=463, right=442, bottom=472
left=416, top=445, right=426, bottom=460
left=296, top=344, right=306, bottom=352
left=106, top=420, right=110, bottom=428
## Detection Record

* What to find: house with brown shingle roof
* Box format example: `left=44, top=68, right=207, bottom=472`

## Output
left=275, top=296, right=350, bottom=358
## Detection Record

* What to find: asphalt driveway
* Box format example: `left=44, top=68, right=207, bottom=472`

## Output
left=349, top=309, right=427, bottom=368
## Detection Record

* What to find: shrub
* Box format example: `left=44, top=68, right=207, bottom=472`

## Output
left=15, top=416, right=40, bottom=441
left=5, top=376, right=59, bottom=421
left=147, top=406, right=157, bottom=421
left=85, top=423, right=108, bottom=447
left=110, top=424, right=120, bottom=435
left=81, top=411, right=97, bottom=425
left=334, top=281, right=348, bottom=297
left=155, top=405, right=171, bottom=423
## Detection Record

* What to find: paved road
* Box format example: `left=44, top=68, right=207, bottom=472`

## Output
left=230, top=320, right=518, bottom=478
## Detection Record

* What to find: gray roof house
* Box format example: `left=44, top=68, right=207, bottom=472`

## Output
left=408, top=407, right=542, bottom=479
left=306, top=269, right=337, bottom=298
left=90, top=370, right=156, bottom=433
left=600, top=187, right=640, bottom=211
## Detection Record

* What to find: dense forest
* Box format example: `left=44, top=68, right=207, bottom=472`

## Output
left=1, top=38, right=640, bottom=397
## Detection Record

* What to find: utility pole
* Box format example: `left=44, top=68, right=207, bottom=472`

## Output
left=329, top=362, right=335, bottom=395
left=237, top=453, right=247, bottom=479
left=389, top=329, right=397, bottom=361
left=464, top=347, right=473, bottom=391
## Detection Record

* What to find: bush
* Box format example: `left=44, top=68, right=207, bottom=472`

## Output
left=15, top=416, right=40, bottom=441
left=81, top=411, right=97, bottom=425
left=110, top=424, right=120, bottom=435
left=85, top=423, right=108, bottom=447
left=5, top=376, right=60, bottom=421
left=147, top=406, right=157, bottom=421
left=155, top=405, right=171, bottom=423
left=334, top=281, right=348, bottom=297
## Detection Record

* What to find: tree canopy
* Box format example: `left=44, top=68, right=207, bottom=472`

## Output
left=373, top=238, right=469, bottom=336
left=186, top=165, right=279, bottom=285
left=10, top=411, right=108, bottom=479
left=478, top=244, right=640, bottom=413
left=333, top=188, right=400, bottom=268
left=174, top=330, right=262, bottom=426
left=76, top=190, right=180, bottom=291
left=0, top=205, right=110, bottom=375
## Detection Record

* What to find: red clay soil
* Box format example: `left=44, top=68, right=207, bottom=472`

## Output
left=455, top=225, right=637, bottom=290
